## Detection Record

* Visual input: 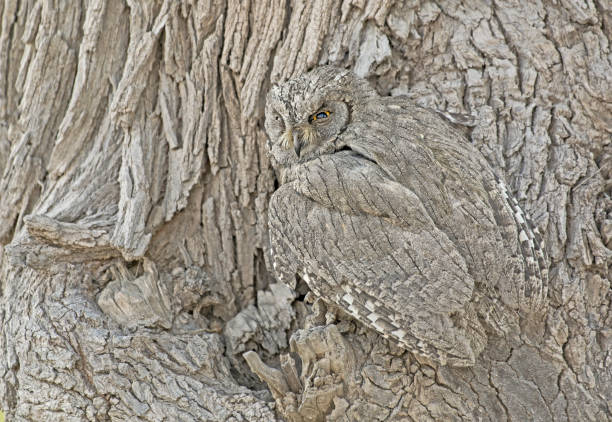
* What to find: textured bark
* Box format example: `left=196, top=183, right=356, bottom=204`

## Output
left=0, top=0, right=609, bottom=421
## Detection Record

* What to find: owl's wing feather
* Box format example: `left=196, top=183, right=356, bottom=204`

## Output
left=294, top=153, right=474, bottom=312
left=342, top=98, right=547, bottom=315
left=269, top=153, right=485, bottom=366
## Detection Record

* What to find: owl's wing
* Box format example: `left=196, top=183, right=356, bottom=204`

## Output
left=269, top=153, right=485, bottom=366
left=342, top=98, right=547, bottom=315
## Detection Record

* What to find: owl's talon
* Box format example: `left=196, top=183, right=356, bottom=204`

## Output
left=303, top=291, right=316, bottom=304
left=325, top=311, right=337, bottom=325
left=304, top=297, right=327, bottom=328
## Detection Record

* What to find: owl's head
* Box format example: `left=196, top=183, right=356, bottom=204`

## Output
left=264, top=66, right=377, bottom=168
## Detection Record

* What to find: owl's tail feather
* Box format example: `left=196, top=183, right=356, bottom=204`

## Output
left=495, top=178, right=549, bottom=314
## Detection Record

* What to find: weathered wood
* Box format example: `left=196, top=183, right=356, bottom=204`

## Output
left=0, top=0, right=610, bottom=420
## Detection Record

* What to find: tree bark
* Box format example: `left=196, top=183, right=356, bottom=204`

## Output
left=0, top=0, right=610, bottom=421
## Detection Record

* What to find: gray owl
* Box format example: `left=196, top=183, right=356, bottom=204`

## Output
left=264, top=66, right=548, bottom=367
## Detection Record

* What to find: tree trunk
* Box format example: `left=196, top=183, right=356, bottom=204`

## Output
left=0, top=0, right=610, bottom=421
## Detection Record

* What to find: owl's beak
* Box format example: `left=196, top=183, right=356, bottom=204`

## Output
left=293, top=129, right=304, bottom=158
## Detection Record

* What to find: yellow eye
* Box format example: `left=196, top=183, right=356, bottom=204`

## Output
left=309, top=110, right=331, bottom=123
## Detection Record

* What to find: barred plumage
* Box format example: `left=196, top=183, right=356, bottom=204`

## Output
left=495, top=177, right=549, bottom=311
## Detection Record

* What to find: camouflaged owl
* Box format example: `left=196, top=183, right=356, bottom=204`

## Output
left=264, top=66, right=548, bottom=367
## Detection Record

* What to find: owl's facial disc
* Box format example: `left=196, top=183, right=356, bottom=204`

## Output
left=264, top=66, right=377, bottom=170
left=281, top=100, right=349, bottom=161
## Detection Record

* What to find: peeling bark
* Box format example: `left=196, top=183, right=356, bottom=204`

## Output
left=0, top=0, right=610, bottom=421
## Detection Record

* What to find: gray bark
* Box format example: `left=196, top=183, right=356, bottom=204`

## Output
left=0, top=0, right=610, bottom=421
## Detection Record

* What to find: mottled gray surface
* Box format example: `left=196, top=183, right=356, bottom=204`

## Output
left=0, top=0, right=609, bottom=421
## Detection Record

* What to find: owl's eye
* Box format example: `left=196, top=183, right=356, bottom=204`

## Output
left=309, top=110, right=331, bottom=123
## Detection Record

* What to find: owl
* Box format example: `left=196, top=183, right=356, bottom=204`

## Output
left=264, top=66, right=548, bottom=367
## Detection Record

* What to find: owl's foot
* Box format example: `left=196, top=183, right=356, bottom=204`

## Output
left=304, top=296, right=327, bottom=328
